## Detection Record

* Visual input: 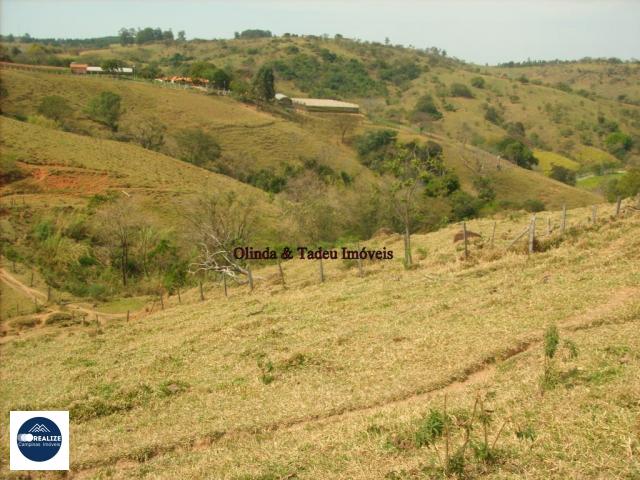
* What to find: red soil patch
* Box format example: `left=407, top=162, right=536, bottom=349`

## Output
left=20, top=164, right=115, bottom=195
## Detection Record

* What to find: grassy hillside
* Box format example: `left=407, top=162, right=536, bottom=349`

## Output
left=6, top=36, right=637, bottom=166
left=1, top=201, right=638, bottom=478
left=0, top=68, right=371, bottom=180
left=1, top=67, right=601, bottom=212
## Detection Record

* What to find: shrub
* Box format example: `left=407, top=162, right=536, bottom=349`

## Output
left=506, top=121, right=525, bottom=138
left=483, top=105, right=502, bottom=125
left=450, top=191, right=481, bottom=220
left=10, top=317, right=39, bottom=330
left=473, top=176, right=496, bottom=202
left=174, top=128, right=221, bottom=167
left=605, top=131, right=632, bottom=159
left=605, top=168, right=640, bottom=200
left=414, top=409, right=446, bottom=447
left=413, top=94, right=442, bottom=120
left=354, top=129, right=398, bottom=170
left=246, top=168, right=287, bottom=193
left=0, top=155, right=26, bottom=183
left=470, top=76, right=485, bottom=89
left=522, top=199, right=545, bottom=212
left=27, top=115, right=59, bottom=129
left=45, top=312, right=75, bottom=326
left=37, top=95, right=72, bottom=123
left=87, top=283, right=109, bottom=301
left=549, top=164, right=577, bottom=186
left=449, top=83, right=474, bottom=98
left=87, top=91, right=121, bottom=131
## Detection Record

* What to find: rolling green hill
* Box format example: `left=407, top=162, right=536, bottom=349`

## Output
left=0, top=66, right=601, bottom=211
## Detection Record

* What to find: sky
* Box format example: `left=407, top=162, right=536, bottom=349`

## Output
left=0, top=0, right=638, bottom=65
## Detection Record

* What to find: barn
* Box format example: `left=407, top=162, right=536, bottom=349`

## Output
left=70, top=63, right=88, bottom=74
left=69, top=63, right=133, bottom=75
left=291, top=98, right=360, bottom=113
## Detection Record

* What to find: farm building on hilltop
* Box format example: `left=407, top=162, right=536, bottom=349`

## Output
left=70, top=62, right=133, bottom=75
left=291, top=97, right=360, bottom=113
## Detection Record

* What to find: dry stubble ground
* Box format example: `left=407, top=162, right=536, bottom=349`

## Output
left=0, top=202, right=639, bottom=479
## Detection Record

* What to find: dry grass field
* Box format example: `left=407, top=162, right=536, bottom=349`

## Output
left=1, top=200, right=638, bottom=479
left=1, top=38, right=639, bottom=478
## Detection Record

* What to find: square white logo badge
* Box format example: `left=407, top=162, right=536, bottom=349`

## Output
left=10, top=411, right=69, bottom=470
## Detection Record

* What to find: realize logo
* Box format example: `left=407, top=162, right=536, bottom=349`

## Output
left=10, top=411, right=69, bottom=470
left=17, top=417, right=62, bottom=461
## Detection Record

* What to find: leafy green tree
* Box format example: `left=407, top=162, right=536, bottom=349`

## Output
left=177, top=30, right=186, bottom=42
left=101, top=59, right=125, bottom=73
left=175, top=128, right=221, bottom=167
left=354, top=129, right=398, bottom=171
left=497, top=137, right=538, bottom=169
left=386, top=143, right=440, bottom=267
left=37, top=95, right=72, bottom=123
left=413, top=94, right=442, bottom=121
left=237, top=29, right=272, bottom=39
left=252, top=65, right=276, bottom=101
left=118, top=28, right=135, bottom=45
left=450, top=190, right=482, bottom=220
left=211, top=69, right=232, bottom=89
left=472, top=176, right=496, bottom=202
left=187, top=61, right=217, bottom=80
left=605, top=131, right=632, bottom=159
left=137, top=62, right=161, bottom=79
left=87, top=91, right=121, bottom=131
left=549, top=164, right=577, bottom=186
left=605, top=168, right=640, bottom=201
left=133, top=118, right=166, bottom=151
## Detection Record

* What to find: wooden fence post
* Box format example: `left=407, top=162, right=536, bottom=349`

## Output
left=199, top=280, right=204, bottom=301
left=248, top=265, right=254, bottom=291
left=462, top=221, right=469, bottom=260
left=159, top=292, right=164, bottom=310
left=547, top=217, right=551, bottom=236
left=177, top=286, right=182, bottom=304
left=30, top=270, right=34, bottom=287
left=223, top=274, right=228, bottom=297
left=126, top=310, right=130, bottom=322
left=528, top=214, right=536, bottom=255
left=277, top=259, right=287, bottom=287
left=47, top=285, right=51, bottom=302
left=319, top=257, right=325, bottom=283
left=615, top=196, right=621, bottom=217
left=561, top=204, right=567, bottom=235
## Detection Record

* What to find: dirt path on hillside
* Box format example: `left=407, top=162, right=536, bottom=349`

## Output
left=71, top=286, right=640, bottom=475
left=0, top=267, right=128, bottom=340
left=0, top=267, right=47, bottom=301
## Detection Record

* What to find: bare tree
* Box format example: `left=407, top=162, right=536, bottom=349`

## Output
left=333, top=114, right=359, bottom=144
left=97, top=198, right=141, bottom=286
left=186, top=192, right=256, bottom=281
